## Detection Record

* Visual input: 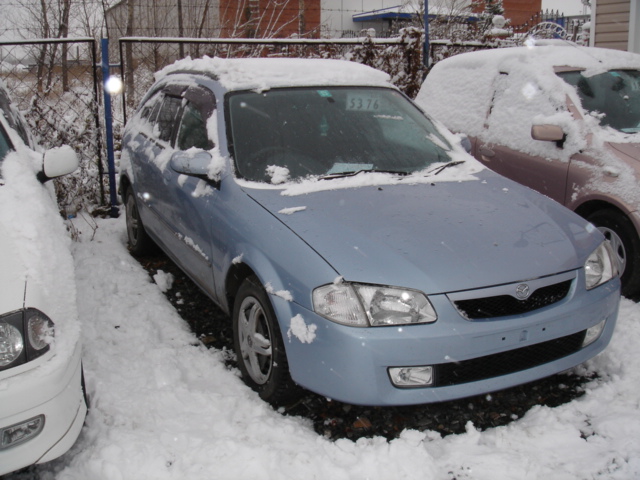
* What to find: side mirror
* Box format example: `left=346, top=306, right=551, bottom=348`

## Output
left=531, top=124, right=565, bottom=142
left=170, top=150, right=212, bottom=177
left=460, top=135, right=472, bottom=154
left=40, top=145, right=79, bottom=182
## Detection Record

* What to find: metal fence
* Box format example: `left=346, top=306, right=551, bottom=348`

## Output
left=0, top=38, right=106, bottom=210
left=117, top=33, right=427, bottom=122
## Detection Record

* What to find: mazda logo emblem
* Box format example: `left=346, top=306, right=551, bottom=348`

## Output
left=515, top=284, right=531, bottom=300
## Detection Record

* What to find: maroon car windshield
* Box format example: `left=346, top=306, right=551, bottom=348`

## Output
left=558, top=69, right=640, bottom=134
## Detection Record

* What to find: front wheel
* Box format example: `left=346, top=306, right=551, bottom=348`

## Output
left=124, top=187, right=154, bottom=256
left=232, top=276, right=299, bottom=405
left=587, top=209, right=640, bottom=298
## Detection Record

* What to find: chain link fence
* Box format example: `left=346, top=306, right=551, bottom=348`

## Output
left=0, top=38, right=106, bottom=213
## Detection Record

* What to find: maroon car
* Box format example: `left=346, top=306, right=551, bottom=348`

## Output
left=417, top=45, right=640, bottom=297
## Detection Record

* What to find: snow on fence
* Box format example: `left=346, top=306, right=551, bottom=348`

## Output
left=0, top=38, right=107, bottom=213
left=117, top=29, right=428, bottom=123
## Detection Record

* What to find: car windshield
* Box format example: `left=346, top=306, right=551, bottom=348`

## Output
left=558, top=69, right=640, bottom=133
left=227, top=87, right=453, bottom=183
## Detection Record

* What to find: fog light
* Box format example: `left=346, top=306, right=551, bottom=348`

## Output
left=583, top=319, right=606, bottom=347
left=0, top=415, right=44, bottom=450
left=389, top=366, right=434, bottom=387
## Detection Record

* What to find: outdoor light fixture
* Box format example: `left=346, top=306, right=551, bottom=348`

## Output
left=105, top=75, right=123, bottom=95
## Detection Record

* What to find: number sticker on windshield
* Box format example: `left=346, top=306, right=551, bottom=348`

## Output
left=346, top=94, right=380, bottom=111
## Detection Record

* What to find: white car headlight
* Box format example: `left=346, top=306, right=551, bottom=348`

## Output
left=313, top=282, right=437, bottom=327
left=0, top=322, right=24, bottom=367
left=0, top=309, right=54, bottom=370
left=585, top=241, right=619, bottom=290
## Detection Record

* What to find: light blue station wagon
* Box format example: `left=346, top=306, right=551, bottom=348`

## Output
left=119, top=58, right=620, bottom=406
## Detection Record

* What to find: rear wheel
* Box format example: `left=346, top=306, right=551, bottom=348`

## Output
left=587, top=209, right=640, bottom=298
left=232, top=276, right=300, bottom=405
left=124, top=187, right=154, bottom=256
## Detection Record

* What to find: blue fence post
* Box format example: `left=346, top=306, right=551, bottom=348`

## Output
left=423, top=0, right=430, bottom=69
left=101, top=38, right=119, bottom=218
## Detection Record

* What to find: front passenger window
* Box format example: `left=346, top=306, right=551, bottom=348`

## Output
left=177, top=103, right=212, bottom=150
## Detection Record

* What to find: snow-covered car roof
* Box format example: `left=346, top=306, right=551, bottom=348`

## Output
left=156, top=56, right=394, bottom=92
left=430, top=45, right=640, bottom=76
left=416, top=46, right=640, bottom=150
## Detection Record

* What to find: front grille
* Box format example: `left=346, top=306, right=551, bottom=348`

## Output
left=453, top=279, right=572, bottom=319
left=434, top=330, right=586, bottom=387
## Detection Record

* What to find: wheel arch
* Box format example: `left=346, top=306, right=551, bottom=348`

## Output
left=574, top=199, right=627, bottom=221
left=118, top=172, right=133, bottom=203
left=224, top=261, right=257, bottom=316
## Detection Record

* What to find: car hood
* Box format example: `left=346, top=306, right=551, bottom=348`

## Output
left=243, top=172, right=601, bottom=294
left=609, top=141, right=640, bottom=161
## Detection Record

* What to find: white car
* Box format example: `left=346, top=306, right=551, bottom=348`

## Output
left=0, top=83, right=86, bottom=475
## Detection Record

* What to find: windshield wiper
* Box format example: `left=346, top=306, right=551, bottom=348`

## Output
left=427, top=160, right=466, bottom=176
left=320, top=169, right=409, bottom=180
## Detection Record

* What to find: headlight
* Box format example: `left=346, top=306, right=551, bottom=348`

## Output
left=585, top=241, right=619, bottom=290
left=0, top=309, right=54, bottom=371
left=26, top=310, right=54, bottom=351
left=0, top=322, right=24, bottom=367
left=313, top=282, right=437, bottom=327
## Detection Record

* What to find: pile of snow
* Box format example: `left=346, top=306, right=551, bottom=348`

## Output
left=158, top=57, right=392, bottom=92
left=15, top=215, right=639, bottom=479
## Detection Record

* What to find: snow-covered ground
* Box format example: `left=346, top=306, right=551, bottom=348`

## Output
left=14, top=214, right=640, bottom=480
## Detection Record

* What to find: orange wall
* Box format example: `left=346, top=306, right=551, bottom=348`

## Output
left=503, top=0, right=543, bottom=27
left=220, top=0, right=321, bottom=38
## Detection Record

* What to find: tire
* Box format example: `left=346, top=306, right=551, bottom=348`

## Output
left=232, top=276, right=300, bottom=406
left=81, top=364, right=90, bottom=410
left=587, top=209, right=640, bottom=298
left=124, top=187, right=154, bottom=256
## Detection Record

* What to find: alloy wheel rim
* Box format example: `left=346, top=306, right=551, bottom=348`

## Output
left=598, top=226, right=626, bottom=276
left=238, top=296, right=273, bottom=385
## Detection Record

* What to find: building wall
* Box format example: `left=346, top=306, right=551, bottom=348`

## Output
left=321, top=0, right=402, bottom=37
left=592, top=0, right=631, bottom=50
left=106, top=0, right=220, bottom=39
left=502, top=0, right=543, bottom=27
left=320, top=0, right=543, bottom=38
left=219, top=0, right=321, bottom=38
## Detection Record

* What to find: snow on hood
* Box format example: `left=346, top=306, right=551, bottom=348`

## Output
left=157, top=56, right=393, bottom=92
left=0, top=148, right=80, bottom=380
left=243, top=170, right=600, bottom=293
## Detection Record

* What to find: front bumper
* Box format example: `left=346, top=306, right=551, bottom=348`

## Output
left=0, top=341, right=87, bottom=476
left=276, top=273, right=620, bottom=406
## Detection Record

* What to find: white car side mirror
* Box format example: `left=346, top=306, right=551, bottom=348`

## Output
left=42, top=145, right=79, bottom=180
